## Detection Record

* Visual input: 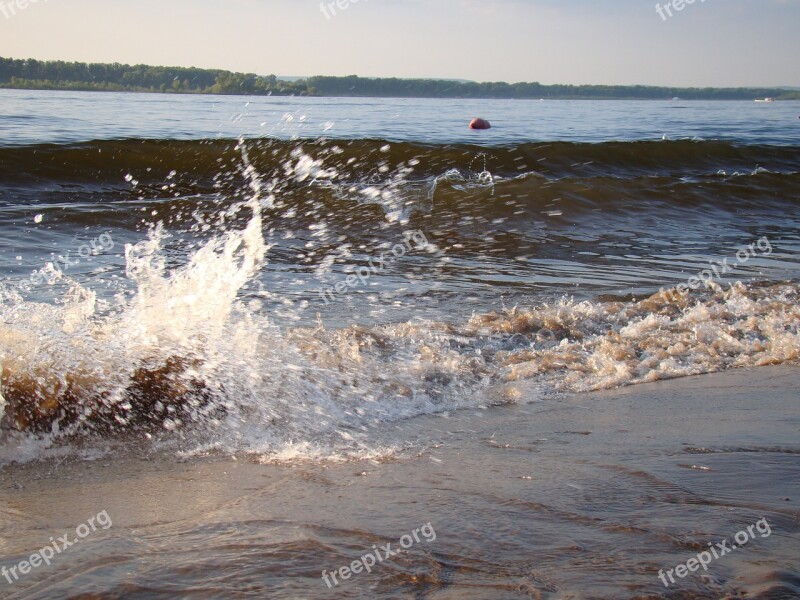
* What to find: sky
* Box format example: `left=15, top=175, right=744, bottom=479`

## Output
left=1, top=0, right=799, bottom=87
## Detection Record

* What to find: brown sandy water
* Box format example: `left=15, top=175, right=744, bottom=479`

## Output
left=1, top=365, right=798, bottom=599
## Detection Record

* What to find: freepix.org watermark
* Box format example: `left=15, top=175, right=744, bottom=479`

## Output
left=655, top=0, right=706, bottom=21
left=319, top=230, right=429, bottom=305
left=2, top=510, right=113, bottom=585
left=658, top=518, right=771, bottom=587
left=659, top=236, right=772, bottom=300
left=0, top=232, right=115, bottom=300
left=320, top=0, right=369, bottom=20
left=322, top=522, right=436, bottom=588
left=0, top=0, right=50, bottom=20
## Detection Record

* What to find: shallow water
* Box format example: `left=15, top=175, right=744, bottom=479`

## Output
left=1, top=367, right=798, bottom=599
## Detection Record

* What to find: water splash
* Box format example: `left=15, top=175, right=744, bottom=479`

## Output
left=1, top=140, right=798, bottom=466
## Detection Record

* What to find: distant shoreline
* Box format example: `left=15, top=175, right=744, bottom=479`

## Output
left=2, top=57, right=799, bottom=101
left=2, top=84, right=799, bottom=102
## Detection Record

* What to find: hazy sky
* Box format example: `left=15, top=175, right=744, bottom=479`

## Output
left=1, top=0, right=799, bottom=87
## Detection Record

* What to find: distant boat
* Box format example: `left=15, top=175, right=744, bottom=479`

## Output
left=754, top=98, right=775, bottom=103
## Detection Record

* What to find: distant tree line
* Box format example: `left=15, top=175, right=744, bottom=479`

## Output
left=305, top=75, right=799, bottom=100
left=0, top=58, right=310, bottom=95
left=1, top=57, right=797, bottom=100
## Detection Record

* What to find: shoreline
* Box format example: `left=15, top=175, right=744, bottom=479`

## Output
left=1, top=364, right=798, bottom=598
left=3, top=85, right=800, bottom=101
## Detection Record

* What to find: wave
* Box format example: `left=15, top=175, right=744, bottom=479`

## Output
left=1, top=138, right=798, bottom=230
left=2, top=277, right=798, bottom=458
left=2, top=137, right=799, bottom=183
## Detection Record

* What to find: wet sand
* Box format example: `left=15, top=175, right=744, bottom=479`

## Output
left=1, top=365, right=799, bottom=599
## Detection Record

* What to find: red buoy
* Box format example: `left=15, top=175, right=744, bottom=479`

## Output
left=469, top=118, right=491, bottom=130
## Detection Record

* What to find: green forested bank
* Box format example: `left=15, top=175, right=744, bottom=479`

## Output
left=2, top=58, right=797, bottom=100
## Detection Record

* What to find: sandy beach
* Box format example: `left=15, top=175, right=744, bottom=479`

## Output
left=2, top=365, right=798, bottom=599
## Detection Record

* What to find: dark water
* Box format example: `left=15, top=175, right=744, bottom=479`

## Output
left=3, top=137, right=800, bottom=323
left=0, top=91, right=799, bottom=599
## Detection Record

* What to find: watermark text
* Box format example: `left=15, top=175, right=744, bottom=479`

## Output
left=322, top=522, right=436, bottom=588
left=2, top=510, right=113, bottom=585
left=658, top=518, right=771, bottom=588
